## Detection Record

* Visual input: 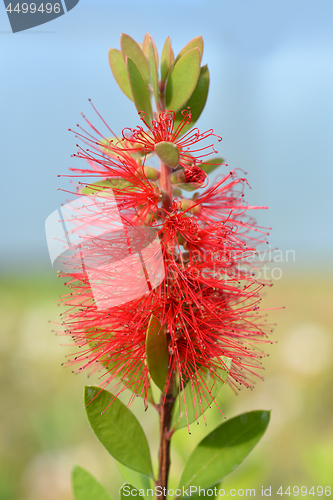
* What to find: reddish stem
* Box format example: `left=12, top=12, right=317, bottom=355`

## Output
left=160, top=161, right=173, bottom=213
left=156, top=160, right=174, bottom=499
left=156, top=369, right=175, bottom=500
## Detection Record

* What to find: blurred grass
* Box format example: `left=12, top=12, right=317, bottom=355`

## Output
left=0, top=268, right=332, bottom=499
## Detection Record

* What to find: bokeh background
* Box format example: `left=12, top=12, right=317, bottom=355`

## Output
left=1, top=1, right=333, bottom=499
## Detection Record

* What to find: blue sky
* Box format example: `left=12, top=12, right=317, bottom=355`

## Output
left=1, top=0, right=333, bottom=270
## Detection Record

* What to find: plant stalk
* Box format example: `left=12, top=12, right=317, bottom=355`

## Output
left=160, top=161, right=173, bottom=213
left=156, top=159, right=175, bottom=500
left=156, top=369, right=175, bottom=500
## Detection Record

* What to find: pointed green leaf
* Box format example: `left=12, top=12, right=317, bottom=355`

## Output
left=175, top=36, right=204, bottom=64
left=143, top=33, right=159, bottom=68
left=72, top=465, right=112, bottom=500
left=121, top=33, right=150, bottom=84
left=108, top=49, right=133, bottom=101
left=85, top=386, right=154, bottom=478
left=160, top=36, right=174, bottom=83
left=200, top=157, right=225, bottom=175
left=178, top=410, right=271, bottom=489
left=151, top=37, right=159, bottom=69
left=149, top=39, right=159, bottom=104
left=146, top=315, right=169, bottom=391
left=174, top=65, right=210, bottom=137
left=165, top=48, right=201, bottom=113
left=172, top=357, right=231, bottom=430
left=117, top=463, right=151, bottom=496
left=154, top=141, right=180, bottom=169
left=142, top=32, right=150, bottom=61
left=126, top=57, right=153, bottom=127
left=120, top=484, right=140, bottom=500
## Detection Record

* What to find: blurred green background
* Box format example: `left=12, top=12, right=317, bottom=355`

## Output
left=1, top=267, right=332, bottom=499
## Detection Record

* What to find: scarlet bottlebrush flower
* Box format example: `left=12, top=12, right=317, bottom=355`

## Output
left=51, top=100, right=272, bottom=425
left=121, top=109, right=221, bottom=170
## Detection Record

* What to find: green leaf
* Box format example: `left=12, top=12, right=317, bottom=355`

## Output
left=149, top=39, right=159, bottom=104
left=85, top=386, right=154, bottom=478
left=146, top=315, right=169, bottom=391
left=154, top=141, right=180, bottom=169
left=121, top=33, right=150, bottom=84
left=72, top=464, right=112, bottom=500
left=126, top=57, right=153, bottom=127
left=175, top=35, right=204, bottom=64
left=178, top=410, right=271, bottom=489
left=80, top=179, right=138, bottom=196
left=165, top=48, right=201, bottom=113
left=160, top=36, right=174, bottom=83
left=120, top=484, right=140, bottom=500
left=143, top=33, right=159, bottom=68
left=174, top=65, right=210, bottom=137
left=151, top=38, right=159, bottom=69
left=200, top=157, right=225, bottom=175
left=108, top=49, right=133, bottom=101
left=117, top=463, right=151, bottom=493
left=142, top=32, right=150, bottom=61
left=171, top=357, right=231, bottom=430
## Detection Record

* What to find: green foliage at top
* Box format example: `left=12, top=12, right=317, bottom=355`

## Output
left=173, top=65, right=210, bottom=136
left=165, top=47, right=201, bottom=112
left=126, top=56, right=153, bottom=127
left=174, top=35, right=204, bottom=64
left=149, top=38, right=159, bottom=104
left=120, top=33, right=150, bottom=84
left=108, top=33, right=209, bottom=134
left=160, top=36, right=174, bottom=82
left=108, top=49, right=133, bottom=101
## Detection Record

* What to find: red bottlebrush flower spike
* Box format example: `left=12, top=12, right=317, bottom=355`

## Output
left=49, top=96, right=272, bottom=424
